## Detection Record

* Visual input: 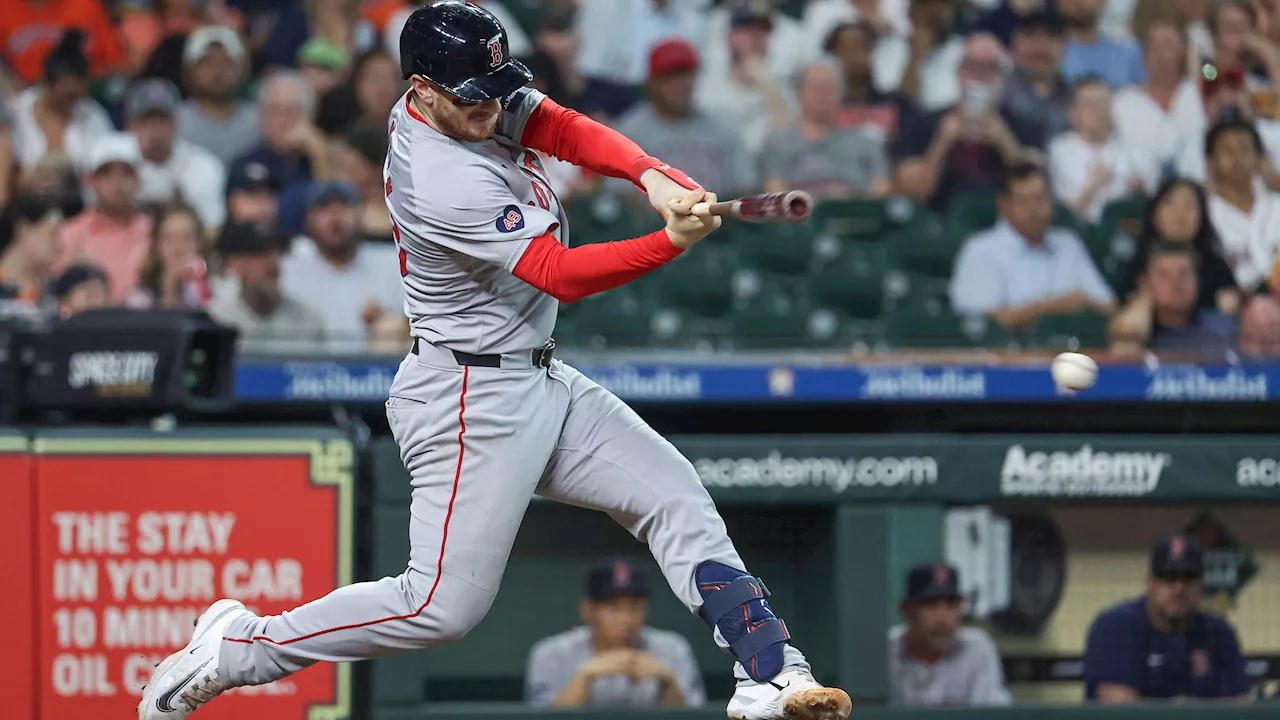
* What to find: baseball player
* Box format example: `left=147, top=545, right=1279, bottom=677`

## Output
left=138, top=3, right=851, bottom=719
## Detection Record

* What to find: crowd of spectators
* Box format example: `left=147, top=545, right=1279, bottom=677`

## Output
left=0, top=0, right=1279, bottom=359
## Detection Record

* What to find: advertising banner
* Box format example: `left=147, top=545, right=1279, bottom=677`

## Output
left=0, top=434, right=33, bottom=720
left=32, top=433, right=353, bottom=720
left=670, top=435, right=1280, bottom=504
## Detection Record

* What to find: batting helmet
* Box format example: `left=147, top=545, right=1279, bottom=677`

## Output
left=399, top=0, right=533, bottom=102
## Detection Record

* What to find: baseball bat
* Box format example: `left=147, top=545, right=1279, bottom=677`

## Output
left=689, top=190, right=814, bottom=224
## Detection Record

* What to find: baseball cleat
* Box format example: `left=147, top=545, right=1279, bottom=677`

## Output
left=726, top=667, right=852, bottom=720
left=137, top=599, right=247, bottom=719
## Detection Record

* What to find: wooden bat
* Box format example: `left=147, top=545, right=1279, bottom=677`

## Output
left=689, top=190, right=814, bottom=224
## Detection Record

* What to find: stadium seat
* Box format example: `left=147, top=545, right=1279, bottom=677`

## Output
left=736, top=222, right=817, bottom=275
left=884, top=226, right=966, bottom=279
left=1028, top=312, right=1111, bottom=351
left=883, top=272, right=951, bottom=314
left=646, top=252, right=736, bottom=318
left=808, top=252, right=885, bottom=319
left=945, top=190, right=998, bottom=239
left=727, top=288, right=813, bottom=349
left=1092, top=195, right=1148, bottom=291
left=882, top=309, right=1016, bottom=349
left=803, top=310, right=885, bottom=350
left=810, top=198, right=922, bottom=244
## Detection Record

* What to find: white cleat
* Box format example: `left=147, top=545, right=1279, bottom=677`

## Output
left=137, top=599, right=248, bottom=719
left=726, top=667, right=852, bottom=720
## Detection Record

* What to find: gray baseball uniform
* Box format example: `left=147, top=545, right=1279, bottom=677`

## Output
left=217, top=88, right=758, bottom=686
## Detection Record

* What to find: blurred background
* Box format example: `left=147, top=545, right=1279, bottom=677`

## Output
left=3, top=0, right=1280, bottom=719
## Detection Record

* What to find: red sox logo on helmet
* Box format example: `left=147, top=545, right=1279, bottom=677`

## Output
left=487, top=35, right=503, bottom=69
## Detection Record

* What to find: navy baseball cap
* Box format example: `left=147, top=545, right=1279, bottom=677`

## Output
left=1015, top=10, right=1066, bottom=36
left=52, top=264, right=109, bottom=299
left=217, top=221, right=283, bottom=257
left=226, top=159, right=282, bottom=194
left=729, top=0, right=773, bottom=28
left=586, top=558, right=648, bottom=601
left=1150, top=535, right=1204, bottom=578
left=904, top=563, right=962, bottom=602
left=307, top=180, right=359, bottom=208
left=125, top=78, right=182, bottom=118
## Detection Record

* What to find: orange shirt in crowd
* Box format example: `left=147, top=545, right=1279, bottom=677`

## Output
left=57, top=210, right=152, bottom=303
left=362, top=0, right=406, bottom=33
left=0, top=0, right=125, bottom=84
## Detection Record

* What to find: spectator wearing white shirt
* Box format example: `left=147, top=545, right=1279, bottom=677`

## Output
left=871, top=0, right=966, bottom=112
left=209, top=221, right=326, bottom=356
left=1113, top=20, right=1206, bottom=181
left=702, top=0, right=813, bottom=90
left=1049, top=76, right=1151, bottom=222
left=176, top=27, right=260, bottom=166
left=1177, top=66, right=1280, bottom=185
left=575, top=0, right=710, bottom=117
left=950, top=162, right=1116, bottom=330
left=9, top=32, right=113, bottom=175
left=694, top=0, right=794, bottom=157
left=123, top=79, right=227, bottom=234
left=1205, top=119, right=1280, bottom=291
left=803, top=0, right=911, bottom=43
left=280, top=181, right=403, bottom=354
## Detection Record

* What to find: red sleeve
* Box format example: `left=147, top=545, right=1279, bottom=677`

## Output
left=511, top=230, right=682, bottom=303
left=520, top=97, right=701, bottom=192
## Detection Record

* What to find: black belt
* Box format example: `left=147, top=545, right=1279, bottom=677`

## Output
left=412, top=337, right=556, bottom=368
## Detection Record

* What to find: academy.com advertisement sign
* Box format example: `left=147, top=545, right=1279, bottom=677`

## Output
left=671, top=435, right=1280, bottom=502
left=31, top=434, right=353, bottom=720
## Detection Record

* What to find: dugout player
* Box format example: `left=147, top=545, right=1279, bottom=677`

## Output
left=889, top=563, right=1010, bottom=707
left=525, top=558, right=704, bottom=708
left=1083, top=534, right=1250, bottom=702
left=138, top=3, right=851, bottom=719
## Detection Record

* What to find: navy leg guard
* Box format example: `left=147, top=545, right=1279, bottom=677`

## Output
left=696, top=561, right=790, bottom=682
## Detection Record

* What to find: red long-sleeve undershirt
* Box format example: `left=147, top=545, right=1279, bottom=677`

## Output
left=509, top=97, right=696, bottom=302
left=512, top=230, right=681, bottom=303
left=520, top=96, right=698, bottom=191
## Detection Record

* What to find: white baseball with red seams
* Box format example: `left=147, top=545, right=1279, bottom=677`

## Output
left=1051, top=352, right=1099, bottom=391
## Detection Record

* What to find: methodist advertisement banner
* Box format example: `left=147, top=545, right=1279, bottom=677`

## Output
left=671, top=435, right=1280, bottom=504
left=32, top=431, right=354, bottom=720
left=0, top=433, right=33, bottom=720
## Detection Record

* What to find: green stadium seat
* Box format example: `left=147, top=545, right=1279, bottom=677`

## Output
left=647, top=253, right=735, bottom=318
left=1028, top=312, right=1111, bottom=351
left=945, top=190, right=998, bottom=239
left=1092, top=195, right=1148, bottom=292
left=884, top=227, right=966, bottom=279
left=803, top=311, right=885, bottom=350
left=736, top=222, right=817, bottom=275
left=727, top=289, right=813, bottom=349
left=809, top=253, right=885, bottom=320
left=810, top=199, right=898, bottom=243
left=883, top=272, right=951, bottom=314
left=882, top=309, right=1016, bottom=349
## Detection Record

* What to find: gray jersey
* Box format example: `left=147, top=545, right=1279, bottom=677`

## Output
left=384, top=88, right=568, bottom=355
left=525, top=625, right=705, bottom=708
left=888, top=625, right=1012, bottom=707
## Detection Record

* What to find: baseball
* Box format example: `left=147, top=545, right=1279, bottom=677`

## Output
left=1051, top=352, right=1098, bottom=391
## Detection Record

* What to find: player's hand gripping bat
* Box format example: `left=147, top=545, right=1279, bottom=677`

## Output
left=689, top=190, right=814, bottom=224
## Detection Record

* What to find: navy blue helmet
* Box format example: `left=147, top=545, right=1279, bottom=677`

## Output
left=399, top=0, right=533, bottom=102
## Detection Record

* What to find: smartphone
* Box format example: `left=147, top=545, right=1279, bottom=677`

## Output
left=962, top=83, right=995, bottom=117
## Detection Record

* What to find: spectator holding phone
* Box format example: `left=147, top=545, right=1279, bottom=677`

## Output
left=895, top=33, right=1042, bottom=212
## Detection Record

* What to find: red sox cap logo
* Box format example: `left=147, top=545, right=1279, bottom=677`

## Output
left=934, top=564, right=950, bottom=585
left=1170, top=536, right=1186, bottom=559
left=613, top=561, right=631, bottom=587
left=487, top=35, right=503, bottom=69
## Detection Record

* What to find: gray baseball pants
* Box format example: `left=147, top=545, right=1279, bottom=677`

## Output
left=219, top=343, right=749, bottom=686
